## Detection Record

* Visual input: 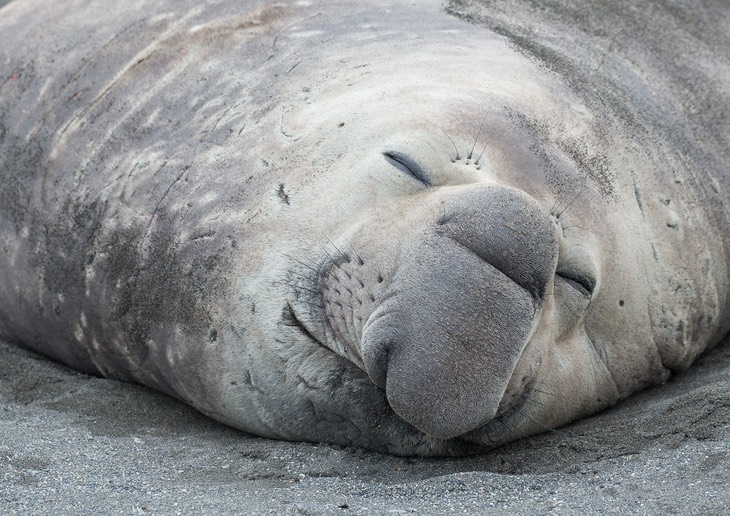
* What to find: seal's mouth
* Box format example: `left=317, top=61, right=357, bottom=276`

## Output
left=283, top=301, right=323, bottom=347
left=465, top=374, right=540, bottom=443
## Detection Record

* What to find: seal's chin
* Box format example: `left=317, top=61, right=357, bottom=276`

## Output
left=457, top=372, right=540, bottom=445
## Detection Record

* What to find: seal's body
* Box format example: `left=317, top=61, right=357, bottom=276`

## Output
left=0, top=0, right=728, bottom=455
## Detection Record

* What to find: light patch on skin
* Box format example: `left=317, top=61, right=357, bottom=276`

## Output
left=143, top=107, right=163, bottom=126
left=36, top=76, right=58, bottom=109
left=289, top=30, right=325, bottom=39
left=84, top=264, right=97, bottom=298
left=73, top=313, right=88, bottom=344
left=165, top=342, right=177, bottom=367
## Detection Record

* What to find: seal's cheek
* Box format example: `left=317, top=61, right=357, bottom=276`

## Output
left=540, top=329, right=620, bottom=425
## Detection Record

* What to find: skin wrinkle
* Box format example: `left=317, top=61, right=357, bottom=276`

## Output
left=30, top=21, right=143, bottom=139
left=584, top=328, right=620, bottom=397
left=442, top=234, right=545, bottom=306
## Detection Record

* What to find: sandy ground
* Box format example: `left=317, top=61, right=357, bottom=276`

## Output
left=1, top=337, right=728, bottom=515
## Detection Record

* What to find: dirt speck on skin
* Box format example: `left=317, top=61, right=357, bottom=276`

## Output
left=1, top=336, right=729, bottom=514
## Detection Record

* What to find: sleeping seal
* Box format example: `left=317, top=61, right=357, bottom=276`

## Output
left=0, top=0, right=728, bottom=455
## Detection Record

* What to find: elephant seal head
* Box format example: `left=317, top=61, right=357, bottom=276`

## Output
left=0, top=0, right=727, bottom=457
left=244, top=33, right=626, bottom=448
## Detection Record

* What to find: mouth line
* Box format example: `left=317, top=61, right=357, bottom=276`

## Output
left=284, top=301, right=325, bottom=347
left=495, top=375, right=538, bottom=423
left=458, top=374, right=539, bottom=444
left=491, top=377, right=541, bottom=438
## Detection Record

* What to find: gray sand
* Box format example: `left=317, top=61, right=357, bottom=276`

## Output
left=1, top=337, right=728, bottom=515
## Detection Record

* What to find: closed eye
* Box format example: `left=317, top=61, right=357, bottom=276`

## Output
left=383, top=151, right=431, bottom=186
left=556, top=267, right=595, bottom=298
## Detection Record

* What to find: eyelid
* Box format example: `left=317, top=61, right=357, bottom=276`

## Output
left=383, top=151, right=431, bottom=186
left=555, top=267, right=596, bottom=298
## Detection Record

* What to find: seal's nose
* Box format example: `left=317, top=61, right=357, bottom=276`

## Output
left=361, top=184, right=559, bottom=438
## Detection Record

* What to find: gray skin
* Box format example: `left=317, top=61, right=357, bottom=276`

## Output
left=0, top=0, right=728, bottom=456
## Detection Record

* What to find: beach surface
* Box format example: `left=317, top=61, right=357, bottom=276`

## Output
left=2, top=337, right=728, bottom=515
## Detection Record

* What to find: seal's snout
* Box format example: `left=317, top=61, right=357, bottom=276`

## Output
left=361, top=185, right=559, bottom=439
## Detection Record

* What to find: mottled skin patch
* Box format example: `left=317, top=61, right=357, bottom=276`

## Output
left=0, top=0, right=728, bottom=456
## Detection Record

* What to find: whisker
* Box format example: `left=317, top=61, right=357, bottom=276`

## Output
left=550, top=198, right=561, bottom=216
left=529, top=387, right=560, bottom=399
left=283, top=270, right=319, bottom=285
left=323, top=235, right=348, bottom=260
left=517, top=393, right=550, bottom=410
left=424, top=139, right=453, bottom=168
left=293, top=301, right=327, bottom=313
left=475, top=141, right=489, bottom=169
left=319, top=242, right=349, bottom=274
left=433, top=123, right=461, bottom=162
left=511, top=407, right=558, bottom=433
left=318, top=243, right=360, bottom=284
left=281, top=252, right=320, bottom=275
left=560, top=224, right=587, bottom=232
left=467, top=113, right=489, bottom=163
left=291, top=285, right=323, bottom=297
left=555, top=179, right=589, bottom=219
left=530, top=382, right=568, bottom=400
left=343, top=237, right=365, bottom=266
left=551, top=192, right=573, bottom=218
left=493, top=412, right=519, bottom=435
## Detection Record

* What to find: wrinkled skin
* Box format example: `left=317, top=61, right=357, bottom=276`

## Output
left=0, top=0, right=728, bottom=455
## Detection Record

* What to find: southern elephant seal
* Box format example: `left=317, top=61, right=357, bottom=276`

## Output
left=0, top=0, right=728, bottom=456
